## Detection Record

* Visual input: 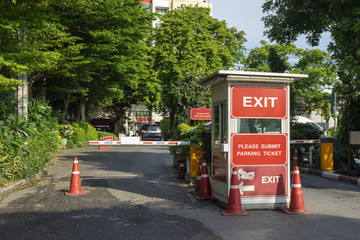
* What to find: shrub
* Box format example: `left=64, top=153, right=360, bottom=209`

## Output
left=22, top=129, right=59, bottom=179
left=78, top=122, right=98, bottom=140
left=97, top=131, right=117, bottom=139
left=57, top=124, right=74, bottom=139
left=28, top=99, right=55, bottom=129
left=0, top=91, right=15, bottom=121
left=176, top=123, right=192, bottom=135
left=67, top=123, right=87, bottom=147
left=169, top=123, right=206, bottom=157
left=57, top=122, right=98, bottom=148
left=0, top=114, right=59, bottom=186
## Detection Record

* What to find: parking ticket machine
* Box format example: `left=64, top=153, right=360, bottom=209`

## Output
left=199, top=70, right=308, bottom=209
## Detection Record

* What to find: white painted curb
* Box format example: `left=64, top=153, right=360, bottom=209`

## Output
left=322, top=171, right=340, bottom=180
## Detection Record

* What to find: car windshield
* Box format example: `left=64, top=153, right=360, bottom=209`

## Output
left=146, top=126, right=160, bottom=131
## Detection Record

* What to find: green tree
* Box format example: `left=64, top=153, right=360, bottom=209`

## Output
left=244, top=42, right=337, bottom=119
left=262, top=0, right=360, bottom=141
left=30, top=0, right=158, bottom=124
left=0, top=0, right=76, bottom=90
left=153, top=6, right=246, bottom=131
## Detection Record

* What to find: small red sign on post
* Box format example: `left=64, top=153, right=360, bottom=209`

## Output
left=190, top=107, right=212, bottom=120
left=231, top=86, right=287, bottom=119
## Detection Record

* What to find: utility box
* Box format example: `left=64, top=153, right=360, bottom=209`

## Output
left=199, top=70, right=308, bottom=209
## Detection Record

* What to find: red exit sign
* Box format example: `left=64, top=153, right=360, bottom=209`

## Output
left=231, top=86, right=287, bottom=119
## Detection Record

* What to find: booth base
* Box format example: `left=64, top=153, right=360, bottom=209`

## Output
left=213, top=194, right=289, bottom=210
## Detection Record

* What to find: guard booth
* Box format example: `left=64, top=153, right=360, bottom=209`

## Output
left=199, top=70, right=308, bottom=209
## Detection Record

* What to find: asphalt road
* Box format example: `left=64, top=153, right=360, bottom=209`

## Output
left=1, top=146, right=360, bottom=240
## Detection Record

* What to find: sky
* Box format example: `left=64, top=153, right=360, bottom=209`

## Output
left=210, top=0, right=331, bottom=52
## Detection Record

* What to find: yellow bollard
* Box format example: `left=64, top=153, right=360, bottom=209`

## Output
left=321, top=138, right=334, bottom=170
left=190, top=145, right=204, bottom=178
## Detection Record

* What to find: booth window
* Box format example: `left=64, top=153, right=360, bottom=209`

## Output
left=237, top=119, right=281, bottom=133
left=214, top=103, right=227, bottom=143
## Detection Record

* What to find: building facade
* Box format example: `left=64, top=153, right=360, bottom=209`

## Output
left=142, top=0, right=213, bottom=28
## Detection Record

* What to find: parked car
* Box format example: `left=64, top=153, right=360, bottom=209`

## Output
left=294, top=115, right=326, bottom=136
left=140, top=125, right=163, bottom=141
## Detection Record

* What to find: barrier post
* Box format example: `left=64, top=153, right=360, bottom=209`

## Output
left=321, top=137, right=334, bottom=170
left=190, top=145, right=203, bottom=178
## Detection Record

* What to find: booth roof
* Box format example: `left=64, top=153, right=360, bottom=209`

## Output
left=198, top=70, right=308, bottom=88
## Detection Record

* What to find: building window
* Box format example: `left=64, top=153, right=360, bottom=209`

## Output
left=142, top=3, right=152, bottom=13
left=156, top=8, right=168, bottom=15
left=236, top=119, right=281, bottom=134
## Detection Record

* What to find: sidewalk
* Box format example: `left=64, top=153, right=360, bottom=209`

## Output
left=0, top=146, right=98, bottom=198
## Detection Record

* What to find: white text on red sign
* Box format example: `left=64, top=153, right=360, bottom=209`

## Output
left=262, top=176, right=281, bottom=184
left=236, top=143, right=282, bottom=157
left=243, top=97, right=279, bottom=108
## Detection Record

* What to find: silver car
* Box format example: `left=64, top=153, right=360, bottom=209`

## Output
left=140, top=125, right=163, bottom=141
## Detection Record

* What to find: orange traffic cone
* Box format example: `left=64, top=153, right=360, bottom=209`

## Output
left=222, top=166, right=248, bottom=216
left=195, top=159, right=211, bottom=200
left=282, top=165, right=312, bottom=214
left=195, top=159, right=202, bottom=193
left=65, top=157, right=86, bottom=196
left=293, top=148, right=298, bottom=169
left=99, top=137, right=103, bottom=150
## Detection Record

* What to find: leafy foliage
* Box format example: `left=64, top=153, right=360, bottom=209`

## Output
left=43, top=0, right=156, bottom=123
left=153, top=6, right=246, bottom=132
left=67, top=123, right=87, bottom=147
left=262, top=0, right=360, bottom=77
left=0, top=114, right=36, bottom=143
left=0, top=91, right=16, bottom=120
left=78, top=122, right=98, bottom=141
left=262, top=0, right=360, bottom=155
left=244, top=42, right=338, bottom=118
left=0, top=110, right=58, bottom=185
left=97, top=131, right=117, bottom=139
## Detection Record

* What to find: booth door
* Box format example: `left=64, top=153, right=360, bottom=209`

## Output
left=212, top=103, right=227, bottom=183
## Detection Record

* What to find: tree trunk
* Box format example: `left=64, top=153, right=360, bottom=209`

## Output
left=76, top=97, right=86, bottom=122
left=170, top=111, right=175, bottom=134
left=62, top=93, right=71, bottom=121
left=170, top=99, right=177, bottom=134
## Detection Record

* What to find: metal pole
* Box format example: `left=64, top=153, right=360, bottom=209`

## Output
left=348, top=90, right=351, bottom=170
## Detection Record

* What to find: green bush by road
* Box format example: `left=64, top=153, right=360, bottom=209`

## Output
left=0, top=100, right=107, bottom=187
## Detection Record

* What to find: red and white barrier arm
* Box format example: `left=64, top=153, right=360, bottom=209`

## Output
left=140, top=141, right=190, bottom=146
left=89, top=141, right=122, bottom=145
left=290, top=139, right=320, bottom=144
left=89, top=141, right=190, bottom=146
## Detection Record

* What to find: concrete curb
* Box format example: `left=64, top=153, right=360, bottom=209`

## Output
left=300, top=167, right=360, bottom=186
left=0, top=172, right=44, bottom=198
left=0, top=179, right=28, bottom=198
left=0, top=146, right=96, bottom=198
